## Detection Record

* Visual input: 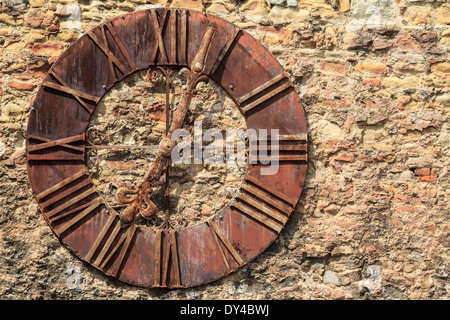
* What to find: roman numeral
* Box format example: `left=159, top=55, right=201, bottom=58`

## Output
left=154, top=229, right=180, bottom=288
left=249, top=133, right=308, bottom=163
left=35, top=168, right=103, bottom=236
left=231, top=175, right=296, bottom=233
left=207, top=220, right=244, bottom=271
left=85, top=213, right=136, bottom=277
left=43, top=71, right=101, bottom=114
left=178, top=10, right=187, bottom=65
left=88, top=21, right=137, bottom=82
left=27, top=134, right=85, bottom=162
left=149, top=9, right=169, bottom=65
left=209, top=26, right=240, bottom=75
left=169, top=9, right=177, bottom=65
left=237, top=73, right=292, bottom=114
left=149, top=9, right=187, bottom=66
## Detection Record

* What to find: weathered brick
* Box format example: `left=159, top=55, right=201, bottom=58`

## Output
left=440, top=29, right=450, bottom=45
left=382, top=76, right=422, bottom=89
left=403, top=6, right=435, bottom=25
left=29, top=42, right=64, bottom=56
left=239, top=0, right=269, bottom=17
left=396, top=33, right=422, bottom=52
left=362, top=78, right=381, bottom=88
left=339, top=0, right=350, bottom=12
left=334, top=152, right=355, bottom=162
left=9, top=81, right=36, bottom=91
left=437, top=5, right=450, bottom=24
left=29, top=0, right=45, bottom=8
left=117, top=3, right=135, bottom=11
left=342, top=31, right=373, bottom=50
left=25, top=9, right=46, bottom=28
left=394, top=61, right=425, bottom=74
left=419, top=175, right=438, bottom=182
left=316, top=60, right=349, bottom=75
left=414, top=168, right=431, bottom=176
left=372, top=38, right=393, bottom=51
left=354, top=61, right=388, bottom=74
left=431, top=62, right=450, bottom=73
left=105, top=160, right=137, bottom=171
left=0, top=13, right=24, bottom=26
left=257, top=26, right=292, bottom=45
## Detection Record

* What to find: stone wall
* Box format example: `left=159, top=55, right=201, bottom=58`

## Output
left=0, top=0, right=449, bottom=300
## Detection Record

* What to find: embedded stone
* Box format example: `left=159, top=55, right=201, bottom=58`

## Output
left=431, top=62, right=450, bottom=73
left=29, top=0, right=45, bottom=8
left=354, top=61, right=388, bottom=74
left=29, top=42, right=64, bottom=56
left=9, top=81, right=36, bottom=91
left=25, top=9, right=45, bottom=28
left=323, top=270, right=340, bottom=286
left=403, top=6, right=435, bottom=25
left=316, top=60, right=349, bottom=75
left=437, top=5, right=450, bottom=24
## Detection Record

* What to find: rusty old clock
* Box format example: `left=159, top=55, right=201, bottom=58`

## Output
left=26, top=8, right=307, bottom=288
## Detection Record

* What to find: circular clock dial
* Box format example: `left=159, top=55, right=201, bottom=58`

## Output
left=26, top=8, right=308, bottom=288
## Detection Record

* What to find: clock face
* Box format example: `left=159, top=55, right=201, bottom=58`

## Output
left=26, top=8, right=308, bottom=288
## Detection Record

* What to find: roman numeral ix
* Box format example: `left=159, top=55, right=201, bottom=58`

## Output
left=27, top=134, right=86, bottom=162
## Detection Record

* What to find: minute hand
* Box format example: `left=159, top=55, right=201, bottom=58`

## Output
left=169, top=23, right=218, bottom=132
left=116, top=22, right=218, bottom=225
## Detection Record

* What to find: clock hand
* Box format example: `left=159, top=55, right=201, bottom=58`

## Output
left=116, top=22, right=218, bottom=225
left=163, top=67, right=172, bottom=229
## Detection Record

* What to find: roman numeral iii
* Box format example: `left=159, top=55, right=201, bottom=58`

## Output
left=27, top=134, right=86, bottom=162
